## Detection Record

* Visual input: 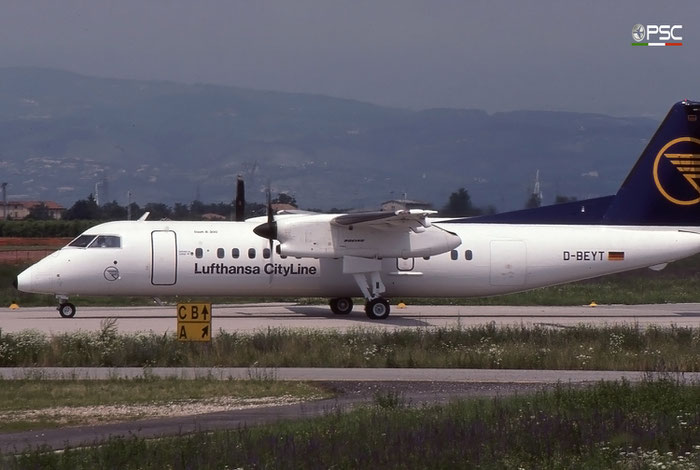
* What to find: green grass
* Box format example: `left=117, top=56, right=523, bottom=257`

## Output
left=1, top=323, right=698, bottom=371
left=4, top=380, right=699, bottom=468
left=0, top=377, right=326, bottom=432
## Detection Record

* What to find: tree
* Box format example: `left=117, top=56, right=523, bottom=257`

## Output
left=189, top=200, right=206, bottom=218
left=525, top=193, right=542, bottom=209
left=101, top=201, right=127, bottom=220
left=554, top=195, right=577, bottom=204
left=26, top=203, right=51, bottom=220
left=272, top=193, right=297, bottom=207
left=441, top=188, right=482, bottom=216
left=144, top=202, right=172, bottom=220
left=64, top=194, right=101, bottom=220
left=172, top=203, right=190, bottom=220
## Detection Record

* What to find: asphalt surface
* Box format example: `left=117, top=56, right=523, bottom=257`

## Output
left=3, top=302, right=700, bottom=334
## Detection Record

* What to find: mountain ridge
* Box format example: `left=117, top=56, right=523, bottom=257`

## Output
left=0, top=67, right=657, bottom=211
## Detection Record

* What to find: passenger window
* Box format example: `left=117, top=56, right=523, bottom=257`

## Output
left=263, top=248, right=271, bottom=259
left=465, top=250, right=473, bottom=261
left=232, top=248, right=240, bottom=259
left=450, top=250, right=458, bottom=260
left=423, top=256, right=430, bottom=260
left=195, top=248, right=203, bottom=259
left=68, top=235, right=96, bottom=248
left=89, top=235, right=121, bottom=248
left=248, top=248, right=256, bottom=259
left=217, top=248, right=224, bottom=259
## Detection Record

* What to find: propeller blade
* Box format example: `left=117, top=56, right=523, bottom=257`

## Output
left=234, top=175, right=245, bottom=221
left=253, top=184, right=278, bottom=240
left=267, top=186, right=274, bottom=225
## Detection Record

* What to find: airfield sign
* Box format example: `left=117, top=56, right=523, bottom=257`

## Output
left=177, top=303, right=212, bottom=342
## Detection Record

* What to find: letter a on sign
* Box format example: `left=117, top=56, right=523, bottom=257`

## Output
left=176, top=302, right=212, bottom=342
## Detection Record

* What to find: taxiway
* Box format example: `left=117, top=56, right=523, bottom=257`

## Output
left=2, top=302, right=699, bottom=334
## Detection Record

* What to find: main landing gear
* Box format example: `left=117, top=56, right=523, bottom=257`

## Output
left=57, top=296, right=76, bottom=318
left=329, top=256, right=392, bottom=319
left=330, top=297, right=353, bottom=315
left=329, top=296, right=391, bottom=319
left=364, top=297, right=390, bottom=320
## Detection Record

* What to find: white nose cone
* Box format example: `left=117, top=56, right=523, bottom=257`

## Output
left=16, top=267, right=33, bottom=293
left=16, top=263, right=58, bottom=295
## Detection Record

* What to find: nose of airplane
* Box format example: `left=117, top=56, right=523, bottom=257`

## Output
left=16, top=264, right=57, bottom=294
left=16, top=268, right=31, bottom=292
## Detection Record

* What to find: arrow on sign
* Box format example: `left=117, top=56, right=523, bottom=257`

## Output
left=201, top=325, right=209, bottom=338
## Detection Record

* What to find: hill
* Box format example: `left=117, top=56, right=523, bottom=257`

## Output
left=0, top=67, right=657, bottom=211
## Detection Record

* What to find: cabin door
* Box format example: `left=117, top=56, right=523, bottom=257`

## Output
left=151, top=230, right=177, bottom=285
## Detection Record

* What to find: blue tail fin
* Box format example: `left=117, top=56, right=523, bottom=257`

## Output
left=603, top=100, right=700, bottom=225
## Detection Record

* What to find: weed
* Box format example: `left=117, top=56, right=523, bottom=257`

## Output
left=3, top=380, right=697, bottom=469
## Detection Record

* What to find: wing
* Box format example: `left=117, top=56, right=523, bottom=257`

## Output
left=332, top=209, right=437, bottom=232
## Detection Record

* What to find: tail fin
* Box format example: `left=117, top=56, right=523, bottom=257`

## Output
left=603, top=100, right=700, bottom=225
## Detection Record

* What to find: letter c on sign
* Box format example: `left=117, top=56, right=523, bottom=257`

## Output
left=671, top=25, right=682, bottom=40
left=178, top=305, right=187, bottom=320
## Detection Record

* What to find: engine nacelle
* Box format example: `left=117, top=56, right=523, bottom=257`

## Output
left=276, top=215, right=461, bottom=258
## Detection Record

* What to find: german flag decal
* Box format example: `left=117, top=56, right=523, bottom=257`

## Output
left=608, top=251, right=625, bottom=261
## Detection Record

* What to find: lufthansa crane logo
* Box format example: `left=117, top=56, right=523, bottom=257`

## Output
left=653, top=137, right=700, bottom=205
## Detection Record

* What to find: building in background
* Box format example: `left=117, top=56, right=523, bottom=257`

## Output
left=381, top=199, right=432, bottom=212
left=1, top=201, right=66, bottom=220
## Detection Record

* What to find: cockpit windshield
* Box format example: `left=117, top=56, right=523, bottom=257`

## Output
left=67, top=235, right=121, bottom=248
left=89, top=235, right=121, bottom=248
left=68, top=235, right=96, bottom=248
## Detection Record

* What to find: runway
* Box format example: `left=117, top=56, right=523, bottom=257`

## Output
left=2, top=302, right=699, bottom=334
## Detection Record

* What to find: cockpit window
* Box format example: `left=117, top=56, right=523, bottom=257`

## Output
left=68, top=235, right=96, bottom=248
left=88, top=235, right=121, bottom=248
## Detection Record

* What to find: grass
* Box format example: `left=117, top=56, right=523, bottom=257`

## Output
left=1, top=323, right=698, bottom=371
left=4, top=380, right=698, bottom=468
left=0, top=377, right=326, bottom=432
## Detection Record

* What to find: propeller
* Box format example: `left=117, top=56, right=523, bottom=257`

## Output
left=253, top=186, right=278, bottom=250
left=253, top=187, right=279, bottom=284
left=234, top=175, right=245, bottom=222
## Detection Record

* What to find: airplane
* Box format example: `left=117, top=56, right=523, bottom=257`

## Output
left=14, top=100, right=700, bottom=319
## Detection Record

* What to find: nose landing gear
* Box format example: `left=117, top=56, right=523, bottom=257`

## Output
left=56, top=296, right=76, bottom=318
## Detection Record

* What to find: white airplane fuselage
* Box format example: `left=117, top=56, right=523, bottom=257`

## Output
left=18, top=219, right=700, bottom=300
left=16, top=101, right=700, bottom=318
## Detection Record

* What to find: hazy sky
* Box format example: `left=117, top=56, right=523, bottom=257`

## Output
left=1, top=1, right=698, bottom=117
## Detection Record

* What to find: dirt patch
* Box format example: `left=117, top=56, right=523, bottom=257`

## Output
left=0, top=250, right=56, bottom=264
left=0, top=238, right=70, bottom=247
left=1, top=395, right=319, bottom=427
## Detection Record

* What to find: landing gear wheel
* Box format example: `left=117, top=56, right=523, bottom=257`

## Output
left=330, top=297, right=353, bottom=315
left=58, top=302, right=76, bottom=318
left=365, top=298, right=390, bottom=320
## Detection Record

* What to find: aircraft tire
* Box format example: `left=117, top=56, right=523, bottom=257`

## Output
left=58, top=302, right=76, bottom=318
left=330, top=297, right=353, bottom=315
left=365, top=298, right=390, bottom=320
